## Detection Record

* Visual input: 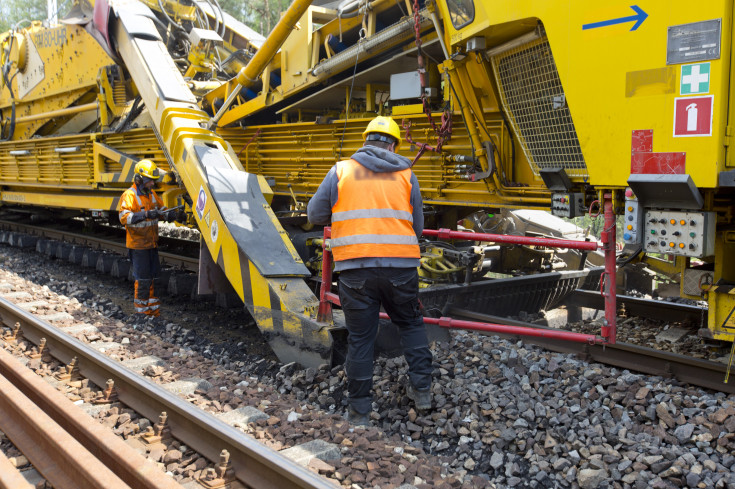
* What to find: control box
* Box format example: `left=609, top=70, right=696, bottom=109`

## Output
left=622, top=188, right=644, bottom=245
left=643, top=210, right=716, bottom=258
left=550, top=192, right=585, bottom=218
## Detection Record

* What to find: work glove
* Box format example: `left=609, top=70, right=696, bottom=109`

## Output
left=146, top=208, right=161, bottom=219
left=128, top=210, right=147, bottom=224
left=163, top=209, right=187, bottom=223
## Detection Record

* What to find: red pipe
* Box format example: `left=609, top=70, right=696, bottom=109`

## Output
left=425, top=316, right=602, bottom=344
left=319, top=225, right=605, bottom=344
left=601, top=194, right=617, bottom=343
left=422, top=228, right=599, bottom=251
left=324, top=292, right=601, bottom=344
left=316, top=226, right=334, bottom=322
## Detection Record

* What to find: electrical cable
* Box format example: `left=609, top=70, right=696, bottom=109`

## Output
left=210, top=0, right=226, bottom=37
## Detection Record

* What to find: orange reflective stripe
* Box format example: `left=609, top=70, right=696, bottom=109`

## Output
left=331, top=159, right=419, bottom=261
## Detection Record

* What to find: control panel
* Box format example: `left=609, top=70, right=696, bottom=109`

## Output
left=551, top=192, right=585, bottom=218
left=643, top=210, right=715, bottom=258
left=622, top=188, right=644, bottom=245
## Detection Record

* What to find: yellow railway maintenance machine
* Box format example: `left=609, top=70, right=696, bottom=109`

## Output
left=1, top=0, right=734, bottom=365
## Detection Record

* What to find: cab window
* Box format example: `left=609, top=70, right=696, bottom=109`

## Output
left=446, top=0, right=474, bottom=29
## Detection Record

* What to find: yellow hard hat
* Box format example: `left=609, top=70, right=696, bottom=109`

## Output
left=134, top=159, right=160, bottom=180
left=363, top=116, right=402, bottom=150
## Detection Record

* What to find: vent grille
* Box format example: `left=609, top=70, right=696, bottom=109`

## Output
left=491, top=38, right=587, bottom=177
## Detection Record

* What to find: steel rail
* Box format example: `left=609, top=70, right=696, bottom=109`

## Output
left=0, top=347, right=182, bottom=489
left=0, top=219, right=198, bottom=271
left=0, top=368, right=132, bottom=489
left=565, top=289, right=706, bottom=323
left=447, top=307, right=735, bottom=394
left=0, top=297, right=335, bottom=489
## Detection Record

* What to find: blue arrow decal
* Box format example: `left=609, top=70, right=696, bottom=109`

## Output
left=583, top=5, right=648, bottom=31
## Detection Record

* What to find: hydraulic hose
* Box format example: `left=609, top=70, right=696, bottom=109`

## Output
left=311, top=8, right=431, bottom=77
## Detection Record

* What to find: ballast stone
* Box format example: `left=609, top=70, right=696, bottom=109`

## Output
left=280, top=439, right=340, bottom=466
left=0, top=291, right=32, bottom=300
left=41, top=311, right=75, bottom=323
left=121, top=355, right=165, bottom=372
left=63, top=323, right=99, bottom=335
left=162, top=377, right=213, bottom=396
left=216, top=406, right=268, bottom=425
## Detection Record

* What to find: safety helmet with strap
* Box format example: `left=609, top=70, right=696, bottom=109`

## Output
left=134, top=159, right=161, bottom=180
left=362, top=116, right=402, bottom=150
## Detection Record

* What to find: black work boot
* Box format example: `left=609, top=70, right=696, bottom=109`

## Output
left=344, top=407, right=370, bottom=427
left=406, top=384, right=431, bottom=410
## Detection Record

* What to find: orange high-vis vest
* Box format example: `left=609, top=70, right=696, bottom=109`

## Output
left=331, top=159, right=420, bottom=261
left=118, top=185, right=164, bottom=249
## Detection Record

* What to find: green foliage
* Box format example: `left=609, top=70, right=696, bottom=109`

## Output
left=573, top=215, right=625, bottom=243
left=239, top=0, right=293, bottom=35
left=1, top=0, right=294, bottom=37
left=0, top=0, right=48, bottom=33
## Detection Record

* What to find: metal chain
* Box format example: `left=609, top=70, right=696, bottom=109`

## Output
left=405, top=0, right=451, bottom=166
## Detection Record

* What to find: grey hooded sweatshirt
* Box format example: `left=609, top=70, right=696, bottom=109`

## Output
left=307, top=145, right=423, bottom=271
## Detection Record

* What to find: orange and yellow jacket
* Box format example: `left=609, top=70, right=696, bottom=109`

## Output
left=118, top=184, right=164, bottom=249
left=307, top=146, right=423, bottom=271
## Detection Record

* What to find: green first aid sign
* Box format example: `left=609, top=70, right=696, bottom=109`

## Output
left=681, top=63, right=710, bottom=95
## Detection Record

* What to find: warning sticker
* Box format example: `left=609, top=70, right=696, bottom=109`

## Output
left=680, top=63, right=710, bottom=95
left=673, top=95, right=713, bottom=137
left=211, top=219, right=219, bottom=243
left=195, top=186, right=207, bottom=219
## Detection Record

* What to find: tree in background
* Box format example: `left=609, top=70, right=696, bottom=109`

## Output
left=0, top=0, right=47, bottom=33
left=237, top=0, right=292, bottom=35
left=2, top=0, right=295, bottom=37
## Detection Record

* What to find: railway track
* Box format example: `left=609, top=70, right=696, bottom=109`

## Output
left=0, top=217, right=729, bottom=395
left=0, top=217, right=199, bottom=271
left=0, top=296, right=334, bottom=489
left=565, top=289, right=707, bottom=324
left=0, top=233, right=734, bottom=488
left=446, top=307, right=735, bottom=395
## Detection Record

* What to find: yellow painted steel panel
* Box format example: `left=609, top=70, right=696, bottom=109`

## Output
left=447, top=0, right=733, bottom=189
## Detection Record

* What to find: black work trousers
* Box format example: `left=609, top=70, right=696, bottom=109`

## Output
left=338, top=267, right=433, bottom=415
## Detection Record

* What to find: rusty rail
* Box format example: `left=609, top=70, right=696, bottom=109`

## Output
left=0, top=353, right=136, bottom=489
left=0, top=347, right=181, bottom=489
left=0, top=297, right=335, bottom=489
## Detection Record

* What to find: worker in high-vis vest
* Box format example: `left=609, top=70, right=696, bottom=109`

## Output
left=118, top=159, right=174, bottom=317
left=307, top=116, right=433, bottom=427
